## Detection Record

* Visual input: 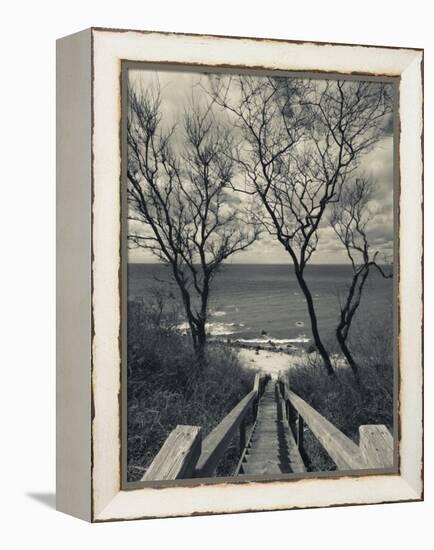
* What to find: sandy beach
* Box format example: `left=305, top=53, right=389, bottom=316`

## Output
left=237, top=347, right=304, bottom=378
left=237, top=346, right=348, bottom=378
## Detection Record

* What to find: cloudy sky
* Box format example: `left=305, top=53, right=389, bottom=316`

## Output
left=127, top=68, right=394, bottom=265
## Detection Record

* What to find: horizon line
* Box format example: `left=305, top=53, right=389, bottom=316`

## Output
left=127, top=261, right=393, bottom=267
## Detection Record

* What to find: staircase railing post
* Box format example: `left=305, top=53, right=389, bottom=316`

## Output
left=296, top=413, right=304, bottom=454
left=288, top=399, right=294, bottom=425
left=239, top=417, right=246, bottom=457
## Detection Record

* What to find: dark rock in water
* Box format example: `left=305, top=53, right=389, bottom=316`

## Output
left=306, top=344, right=317, bottom=354
left=261, top=330, right=267, bottom=336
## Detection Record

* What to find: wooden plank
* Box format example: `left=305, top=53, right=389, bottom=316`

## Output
left=253, top=373, right=261, bottom=393
left=248, top=437, right=280, bottom=445
left=246, top=451, right=281, bottom=459
left=194, top=390, right=257, bottom=477
left=284, top=422, right=306, bottom=473
left=143, top=425, right=202, bottom=481
left=245, top=449, right=305, bottom=473
left=287, top=390, right=367, bottom=470
left=359, top=425, right=394, bottom=468
left=239, top=381, right=306, bottom=475
left=235, top=422, right=258, bottom=475
left=245, top=447, right=305, bottom=473
left=241, top=458, right=283, bottom=475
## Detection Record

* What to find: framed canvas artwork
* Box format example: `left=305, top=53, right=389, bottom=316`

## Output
left=56, top=28, right=423, bottom=522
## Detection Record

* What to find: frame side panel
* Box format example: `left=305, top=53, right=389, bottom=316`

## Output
left=56, top=28, right=92, bottom=522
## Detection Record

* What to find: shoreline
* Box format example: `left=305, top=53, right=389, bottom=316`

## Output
left=215, top=336, right=312, bottom=354
left=212, top=339, right=347, bottom=376
left=236, top=346, right=305, bottom=377
left=210, top=337, right=312, bottom=377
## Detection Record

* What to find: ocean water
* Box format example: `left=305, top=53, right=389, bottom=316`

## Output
left=128, top=263, right=393, bottom=346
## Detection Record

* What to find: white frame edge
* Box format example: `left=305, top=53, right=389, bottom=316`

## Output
left=90, top=29, right=423, bottom=522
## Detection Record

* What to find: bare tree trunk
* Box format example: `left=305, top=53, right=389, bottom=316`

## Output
left=187, top=318, right=198, bottom=351
left=184, top=312, right=207, bottom=364
left=195, top=322, right=207, bottom=363
left=295, top=269, right=335, bottom=377
left=194, top=279, right=210, bottom=363
left=336, top=329, right=361, bottom=384
left=330, top=177, right=394, bottom=387
left=334, top=262, right=371, bottom=385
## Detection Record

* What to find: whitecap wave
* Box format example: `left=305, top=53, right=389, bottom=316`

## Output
left=177, top=321, right=238, bottom=336
left=207, top=322, right=238, bottom=336
left=210, top=310, right=227, bottom=318
left=234, top=336, right=310, bottom=345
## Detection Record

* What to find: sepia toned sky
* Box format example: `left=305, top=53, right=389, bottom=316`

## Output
left=127, top=68, right=394, bottom=265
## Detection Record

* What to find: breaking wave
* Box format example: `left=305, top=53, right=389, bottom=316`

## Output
left=177, top=321, right=242, bottom=337
left=210, top=310, right=227, bottom=318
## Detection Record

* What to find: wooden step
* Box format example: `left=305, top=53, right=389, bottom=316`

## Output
left=240, top=459, right=284, bottom=476
left=236, top=381, right=306, bottom=476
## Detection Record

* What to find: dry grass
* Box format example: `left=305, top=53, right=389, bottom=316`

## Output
left=127, top=300, right=255, bottom=481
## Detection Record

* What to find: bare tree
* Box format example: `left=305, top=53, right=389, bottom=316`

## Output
left=208, top=76, right=392, bottom=376
left=330, top=176, right=393, bottom=382
left=127, top=85, right=259, bottom=360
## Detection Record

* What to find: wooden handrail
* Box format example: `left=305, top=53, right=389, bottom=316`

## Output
left=194, top=389, right=257, bottom=477
left=286, top=390, right=367, bottom=469
left=142, top=425, right=202, bottom=481
left=359, top=425, right=394, bottom=468
left=279, top=377, right=393, bottom=470
left=194, top=373, right=269, bottom=477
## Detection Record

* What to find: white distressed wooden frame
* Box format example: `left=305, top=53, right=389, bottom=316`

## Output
left=56, top=28, right=423, bottom=522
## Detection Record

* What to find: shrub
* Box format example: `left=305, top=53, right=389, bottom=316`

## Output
left=288, top=310, right=393, bottom=472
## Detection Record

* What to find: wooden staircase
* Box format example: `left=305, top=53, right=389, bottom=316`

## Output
left=142, top=373, right=394, bottom=482
left=237, top=380, right=305, bottom=475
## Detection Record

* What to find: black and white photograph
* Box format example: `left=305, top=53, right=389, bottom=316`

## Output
left=3, top=0, right=428, bottom=537
left=124, top=65, right=396, bottom=484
